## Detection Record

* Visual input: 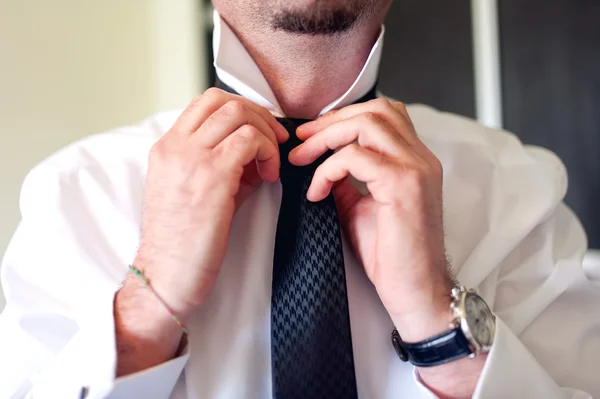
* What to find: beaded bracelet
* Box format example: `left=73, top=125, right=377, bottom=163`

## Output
left=128, top=265, right=189, bottom=335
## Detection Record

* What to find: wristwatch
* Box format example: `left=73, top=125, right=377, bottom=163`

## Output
left=391, top=286, right=496, bottom=367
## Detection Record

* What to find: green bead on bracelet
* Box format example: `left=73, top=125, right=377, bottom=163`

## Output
left=128, top=265, right=189, bottom=335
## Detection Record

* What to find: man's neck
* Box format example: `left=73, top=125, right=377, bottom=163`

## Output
left=221, top=18, right=382, bottom=119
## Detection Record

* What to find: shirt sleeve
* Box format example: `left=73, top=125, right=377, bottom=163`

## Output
left=0, top=159, right=188, bottom=398
left=411, top=202, right=599, bottom=398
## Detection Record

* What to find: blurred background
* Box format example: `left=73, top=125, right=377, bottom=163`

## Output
left=0, top=0, right=598, bottom=310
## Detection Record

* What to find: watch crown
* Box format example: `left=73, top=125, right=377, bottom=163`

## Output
left=450, top=302, right=460, bottom=318
left=451, top=286, right=463, bottom=299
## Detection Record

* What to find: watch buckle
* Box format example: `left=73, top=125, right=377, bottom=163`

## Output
left=391, top=329, right=409, bottom=362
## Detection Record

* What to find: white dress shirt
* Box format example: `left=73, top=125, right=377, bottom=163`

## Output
left=1, top=11, right=599, bottom=399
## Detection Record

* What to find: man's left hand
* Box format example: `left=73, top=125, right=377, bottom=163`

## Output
left=289, top=98, right=454, bottom=342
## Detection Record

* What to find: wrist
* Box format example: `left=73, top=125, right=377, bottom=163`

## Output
left=132, top=253, right=206, bottom=318
left=387, top=282, right=489, bottom=397
left=133, top=250, right=218, bottom=318
left=114, top=275, right=185, bottom=375
left=390, top=297, right=453, bottom=343
left=387, top=278, right=454, bottom=342
left=116, top=273, right=185, bottom=338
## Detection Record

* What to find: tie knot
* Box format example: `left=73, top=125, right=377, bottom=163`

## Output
left=277, top=118, right=332, bottom=186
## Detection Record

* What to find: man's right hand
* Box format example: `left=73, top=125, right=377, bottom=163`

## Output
left=134, top=88, right=289, bottom=318
left=113, top=89, right=288, bottom=376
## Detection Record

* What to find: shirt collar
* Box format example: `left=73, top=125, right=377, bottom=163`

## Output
left=212, top=9, right=384, bottom=118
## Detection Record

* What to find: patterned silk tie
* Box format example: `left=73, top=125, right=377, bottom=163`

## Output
left=271, top=117, right=358, bottom=399
left=214, top=78, right=376, bottom=398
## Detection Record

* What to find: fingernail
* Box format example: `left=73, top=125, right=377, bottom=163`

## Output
left=278, top=124, right=290, bottom=141
left=298, top=121, right=316, bottom=132
left=306, top=186, right=316, bottom=202
left=288, top=149, right=299, bottom=165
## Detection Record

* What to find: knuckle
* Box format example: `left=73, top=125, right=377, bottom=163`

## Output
left=213, top=141, right=237, bottom=162
left=203, top=87, right=224, bottom=97
left=223, top=99, right=248, bottom=115
left=237, top=124, right=261, bottom=142
left=345, top=143, right=362, bottom=156
left=211, top=142, right=227, bottom=158
left=188, top=94, right=204, bottom=109
left=361, top=111, right=382, bottom=124
left=203, top=87, right=226, bottom=103
left=374, top=98, right=398, bottom=116
left=182, top=95, right=204, bottom=115
left=427, top=158, right=444, bottom=181
left=190, top=94, right=203, bottom=105
left=373, top=97, right=391, bottom=108
left=322, top=109, right=338, bottom=118
left=149, top=141, right=190, bottom=175
left=149, top=139, right=168, bottom=161
left=431, top=157, right=443, bottom=175
left=394, top=101, right=407, bottom=112
left=403, top=168, right=426, bottom=189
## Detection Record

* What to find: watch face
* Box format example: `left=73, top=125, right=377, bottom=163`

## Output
left=464, top=293, right=495, bottom=347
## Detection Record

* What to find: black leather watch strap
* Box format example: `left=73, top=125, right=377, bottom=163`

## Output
left=391, top=327, right=472, bottom=367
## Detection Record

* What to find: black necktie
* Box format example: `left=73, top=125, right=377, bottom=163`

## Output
left=215, top=78, right=377, bottom=398
left=271, top=117, right=358, bottom=399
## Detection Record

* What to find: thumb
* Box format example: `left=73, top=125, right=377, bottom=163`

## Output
left=235, top=162, right=262, bottom=210
left=332, top=177, right=362, bottom=222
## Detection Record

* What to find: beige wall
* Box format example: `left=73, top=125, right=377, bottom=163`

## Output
left=0, top=0, right=208, bottom=310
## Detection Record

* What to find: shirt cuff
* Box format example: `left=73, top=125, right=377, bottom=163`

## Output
left=27, top=287, right=189, bottom=399
left=412, top=317, right=588, bottom=399
left=106, top=350, right=189, bottom=399
left=471, top=317, right=580, bottom=398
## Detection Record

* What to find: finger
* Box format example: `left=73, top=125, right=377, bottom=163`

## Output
left=307, top=144, right=387, bottom=202
left=229, top=97, right=289, bottom=144
left=174, top=94, right=211, bottom=134
left=216, top=125, right=280, bottom=183
left=195, top=100, right=278, bottom=149
left=297, top=98, right=416, bottom=143
left=331, top=177, right=363, bottom=222
left=390, top=100, right=410, bottom=121
left=175, top=88, right=289, bottom=143
left=289, top=112, right=410, bottom=166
